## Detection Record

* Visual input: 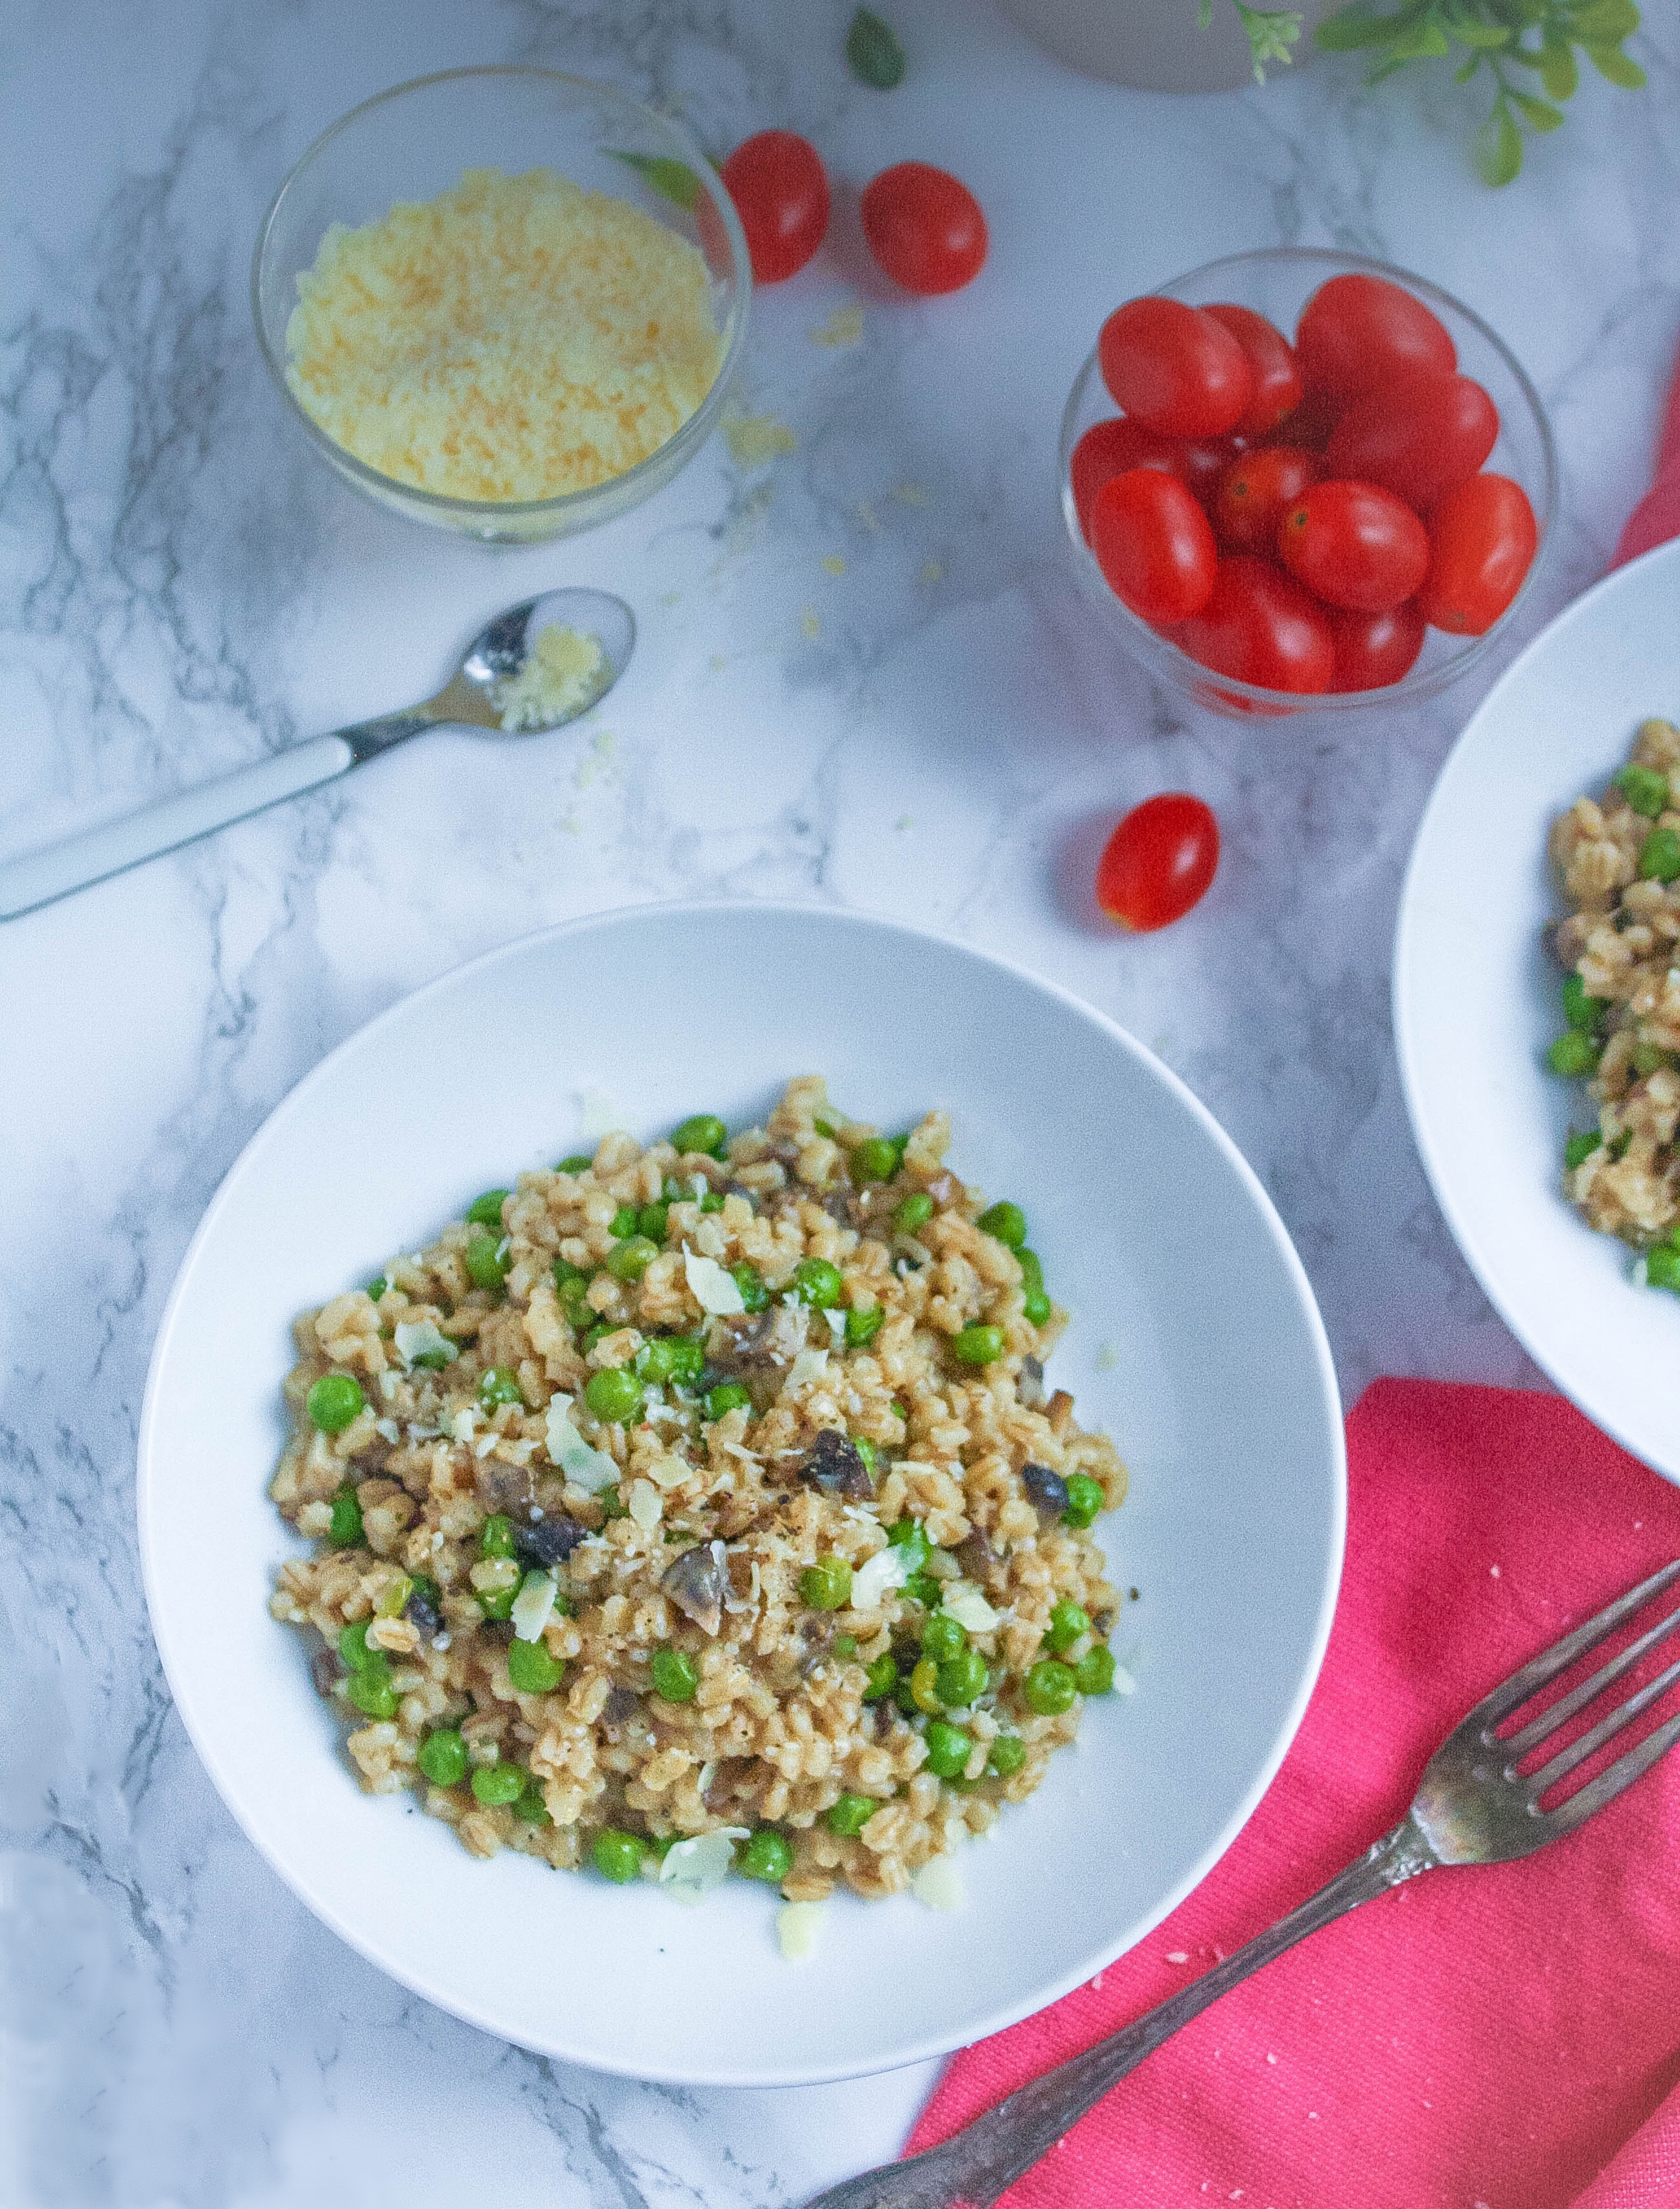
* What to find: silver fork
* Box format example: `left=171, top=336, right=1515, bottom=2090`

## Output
left=807, top=1557, right=1680, bottom=2209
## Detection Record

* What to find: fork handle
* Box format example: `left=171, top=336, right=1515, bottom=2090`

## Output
left=808, top=1816, right=1440, bottom=2209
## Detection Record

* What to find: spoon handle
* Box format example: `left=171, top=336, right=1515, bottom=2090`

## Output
left=0, top=730, right=355, bottom=921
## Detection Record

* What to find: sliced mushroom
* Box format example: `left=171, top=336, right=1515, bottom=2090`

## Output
left=404, top=1584, right=442, bottom=1638
left=797, top=1427, right=872, bottom=1499
left=515, top=1512, right=585, bottom=1570
left=662, top=1539, right=730, bottom=1636
left=1018, top=1355, right=1047, bottom=1410
left=310, top=1646, right=345, bottom=1698
left=956, top=1528, right=1005, bottom=1585
left=476, top=1459, right=536, bottom=1516
left=601, top=1683, right=640, bottom=1725
left=1021, top=1462, right=1069, bottom=1521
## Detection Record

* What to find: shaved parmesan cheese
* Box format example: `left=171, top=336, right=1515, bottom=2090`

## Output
left=510, top=1571, right=557, bottom=1642
left=659, top=1828, right=749, bottom=1904
left=697, top=1760, right=717, bottom=1795
left=786, top=1346, right=829, bottom=1392
left=912, top=1853, right=966, bottom=1912
left=944, top=1582, right=1001, bottom=1635
left=1112, top=1661, right=1138, bottom=1696
left=576, top=1086, right=620, bottom=1140
left=451, top=1408, right=478, bottom=1443
left=851, top=1541, right=915, bottom=1612
left=776, top=1902, right=826, bottom=1961
left=373, top=1418, right=401, bottom=1444
left=825, top=1306, right=850, bottom=1350
left=544, top=1397, right=619, bottom=1491
left=474, top=1434, right=497, bottom=1459
left=693, top=1213, right=729, bottom=1259
left=627, top=1477, right=662, bottom=1532
left=393, top=1319, right=457, bottom=1371
left=378, top=1370, right=399, bottom=1401
left=684, top=1248, right=744, bottom=1315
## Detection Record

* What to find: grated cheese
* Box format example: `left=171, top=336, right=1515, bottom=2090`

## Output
left=495, top=623, right=607, bottom=731
left=776, top=1902, right=826, bottom=1960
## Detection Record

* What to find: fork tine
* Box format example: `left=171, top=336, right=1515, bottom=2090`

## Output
left=1473, top=1558, right=1680, bottom=1727
left=1526, top=1650, right=1680, bottom=1790
left=1541, top=1706, right=1680, bottom=1835
left=1504, top=1600, right=1680, bottom=1754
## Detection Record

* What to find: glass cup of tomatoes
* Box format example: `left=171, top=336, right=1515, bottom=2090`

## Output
left=1058, top=248, right=1556, bottom=718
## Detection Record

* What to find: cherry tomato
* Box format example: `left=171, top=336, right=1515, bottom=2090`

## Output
left=1325, top=602, right=1426, bottom=692
left=1214, top=445, right=1320, bottom=552
left=1170, top=555, right=1335, bottom=694
left=1203, top=304, right=1301, bottom=436
left=1278, top=480, right=1429, bottom=613
left=1090, top=469, right=1218, bottom=627
left=1095, top=794, right=1220, bottom=932
left=1418, top=473, right=1538, bottom=635
left=1098, top=298, right=1254, bottom=439
left=721, top=131, right=830, bottom=284
left=1326, top=371, right=1499, bottom=512
left=1070, top=421, right=1237, bottom=536
left=859, top=162, right=986, bottom=294
left=1295, top=274, right=1456, bottom=403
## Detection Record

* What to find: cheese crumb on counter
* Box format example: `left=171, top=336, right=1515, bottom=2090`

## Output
left=496, top=624, right=607, bottom=730
left=285, top=166, right=722, bottom=502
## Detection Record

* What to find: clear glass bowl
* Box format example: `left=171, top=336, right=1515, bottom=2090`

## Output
left=1058, top=248, right=1557, bottom=719
left=251, top=67, right=752, bottom=545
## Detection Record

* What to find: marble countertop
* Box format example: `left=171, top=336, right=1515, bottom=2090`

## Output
left=4, top=0, right=1678, bottom=2200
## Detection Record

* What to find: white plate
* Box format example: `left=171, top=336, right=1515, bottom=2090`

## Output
left=1397, top=539, right=1680, bottom=1480
left=139, top=902, right=1344, bottom=2086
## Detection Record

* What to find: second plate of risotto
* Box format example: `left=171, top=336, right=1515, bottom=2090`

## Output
left=140, top=902, right=1343, bottom=2085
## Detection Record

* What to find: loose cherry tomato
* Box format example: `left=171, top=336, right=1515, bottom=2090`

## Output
left=1098, top=298, right=1254, bottom=439
left=1278, top=480, right=1429, bottom=613
left=1325, top=602, right=1427, bottom=692
left=1214, top=444, right=1320, bottom=551
left=1326, top=371, right=1499, bottom=512
left=1295, top=274, right=1456, bottom=403
left=1090, top=469, right=1218, bottom=626
left=1203, top=303, right=1301, bottom=436
left=860, top=162, right=986, bottom=294
left=1170, top=554, right=1335, bottom=694
left=1095, top=794, right=1220, bottom=932
left=1418, top=473, right=1538, bottom=635
left=720, top=132, right=830, bottom=284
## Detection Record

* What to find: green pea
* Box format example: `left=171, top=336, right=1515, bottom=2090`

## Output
left=479, top=1366, right=524, bottom=1410
left=885, top=1518, right=930, bottom=1569
left=1619, top=763, right=1672, bottom=817
left=935, top=1650, right=989, bottom=1707
left=1062, top=1474, right=1104, bottom=1529
left=671, top=1114, right=728, bottom=1157
left=1563, top=974, right=1609, bottom=1033
left=471, top=1763, right=526, bottom=1808
left=606, top=1235, right=660, bottom=1282
left=650, top=1647, right=699, bottom=1702
left=1075, top=1644, right=1117, bottom=1696
left=467, top=1188, right=510, bottom=1228
left=1023, top=1659, right=1079, bottom=1716
left=515, top=1774, right=552, bottom=1824
left=585, top=1367, right=645, bottom=1425
left=800, top=1555, right=854, bottom=1610
left=557, top=1154, right=596, bottom=1175
left=850, top=1136, right=899, bottom=1182
left=480, top=1514, right=517, bottom=1559
left=1548, top=1032, right=1602, bottom=1078
left=593, top=1827, right=648, bottom=1883
left=853, top=1436, right=878, bottom=1479
left=845, top=1304, right=885, bottom=1348
left=894, top=1677, right=920, bottom=1717
left=638, top=1202, right=670, bottom=1244
left=337, top=1620, right=376, bottom=1670
left=738, top=1829, right=793, bottom=1884
left=1646, top=1245, right=1680, bottom=1293
left=706, top=1381, right=752, bottom=1420
left=373, top=1572, right=413, bottom=1620
left=832, top=1633, right=858, bottom=1659
left=606, top=1205, right=636, bottom=1239
left=478, top=1583, right=517, bottom=1621
left=508, top=1637, right=565, bottom=1694
left=636, top=1337, right=679, bottom=1385
left=863, top=1654, right=899, bottom=1701
left=922, top=1720, right=972, bottom=1779
left=921, top=1613, right=967, bottom=1663
left=417, top=1728, right=467, bottom=1788
left=951, top=1324, right=1005, bottom=1366
left=699, top=1191, right=726, bottom=1213
left=465, top=1234, right=509, bottom=1291
left=1640, top=828, right=1680, bottom=882
left=731, top=1262, right=769, bottom=1313
left=327, top=1484, right=364, bottom=1549
left=665, top=1337, right=706, bottom=1386
left=410, top=1338, right=456, bottom=1370
left=597, top=1484, right=628, bottom=1521
left=909, top=1655, right=943, bottom=1713
left=1565, top=1129, right=1604, bottom=1170
left=894, top=1190, right=934, bottom=1234
left=1018, top=1248, right=1045, bottom=1291
left=826, top=1792, right=880, bottom=1837
left=581, top=1321, right=613, bottom=1355
left=987, top=1734, right=1027, bottom=1779
left=347, top=1670, right=399, bottom=1721
left=977, top=1200, right=1027, bottom=1248
left=902, top=1571, right=940, bottom=1607
left=366, top=1276, right=388, bottom=1302
left=1634, top=1041, right=1674, bottom=1077
left=307, top=1373, right=365, bottom=1434
left=1023, top=1287, right=1053, bottom=1327
left=793, top=1257, right=845, bottom=1308
left=1044, top=1599, right=1090, bottom=1655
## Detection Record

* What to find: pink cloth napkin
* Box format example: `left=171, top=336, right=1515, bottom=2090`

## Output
left=1614, top=338, right=1680, bottom=567
left=904, top=1379, right=1680, bottom=2206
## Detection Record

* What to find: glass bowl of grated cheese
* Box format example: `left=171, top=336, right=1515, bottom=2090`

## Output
left=252, top=68, right=752, bottom=544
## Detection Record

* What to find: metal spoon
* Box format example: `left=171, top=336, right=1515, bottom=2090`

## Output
left=0, top=589, right=636, bottom=921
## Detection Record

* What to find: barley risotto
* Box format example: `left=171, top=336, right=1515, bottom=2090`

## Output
left=269, top=1077, right=1129, bottom=1906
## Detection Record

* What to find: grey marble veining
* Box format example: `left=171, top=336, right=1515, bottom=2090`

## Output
left=3, top=0, right=1678, bottom=2201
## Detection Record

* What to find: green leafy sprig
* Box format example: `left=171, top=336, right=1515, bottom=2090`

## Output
left=1314, top=0, right=1647, bottom=183
left=1199, top=0, right=1307, bottom=80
